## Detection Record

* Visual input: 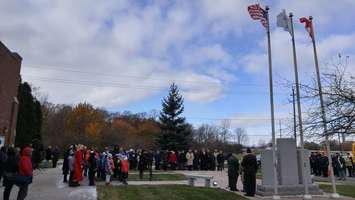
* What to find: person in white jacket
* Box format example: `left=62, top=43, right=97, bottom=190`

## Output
left=186, top=150, right=194, bottom=171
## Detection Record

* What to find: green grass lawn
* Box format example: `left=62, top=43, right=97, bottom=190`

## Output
left=319, top=184, right=355, bottom=198
left=97, top=185, right=248, bottom=200
left=127, top=173, right=186, bottom=181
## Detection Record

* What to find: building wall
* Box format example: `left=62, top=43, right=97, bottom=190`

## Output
left=0, top=41, right=22, bottom=146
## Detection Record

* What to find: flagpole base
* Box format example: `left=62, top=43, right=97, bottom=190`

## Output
left=330, top=193, right=340, bottom=199
left=272, top=195, right=281, bottom=200
left=303, top=194, right=312, bottom=199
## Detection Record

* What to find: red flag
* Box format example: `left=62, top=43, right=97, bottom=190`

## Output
left=300, top=17, right=314, bottom=39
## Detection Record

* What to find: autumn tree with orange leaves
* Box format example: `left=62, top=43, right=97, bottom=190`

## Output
left=65, top=103, right=107, bottom=147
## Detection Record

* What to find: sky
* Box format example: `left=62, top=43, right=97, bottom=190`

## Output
left=1, top=0, right=355, bottom=145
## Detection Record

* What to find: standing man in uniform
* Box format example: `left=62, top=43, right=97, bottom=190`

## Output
left=227, top=153, right=239, bottom=191
left=241, top=148, right=258, bottom=197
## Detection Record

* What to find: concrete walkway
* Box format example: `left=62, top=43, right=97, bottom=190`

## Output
left=0, top=167, right=97, bottom=200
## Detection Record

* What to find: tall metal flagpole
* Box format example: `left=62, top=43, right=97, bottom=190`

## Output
left=292, top=87, right=297, bottom=142
left=265, top=6, right=280, bottom=200
left=289, top=13, right=311, bottom=199
left=309, top=16, right=339, bottom=199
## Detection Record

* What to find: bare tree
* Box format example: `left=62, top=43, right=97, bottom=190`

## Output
left=302, top=57, right=355, bottom=138
left=193, top=124, right=219, bottom=145
left=219, top=119, right=231, bottom=143
left=233, top=128, right=249, bottom=145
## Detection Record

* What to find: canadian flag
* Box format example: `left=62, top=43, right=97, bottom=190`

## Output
left=300, top=17, right=314, bottom=39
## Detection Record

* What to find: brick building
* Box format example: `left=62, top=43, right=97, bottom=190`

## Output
left=0, top=41, right=22, bottom=147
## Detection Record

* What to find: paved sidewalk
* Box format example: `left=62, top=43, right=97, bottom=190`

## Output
left=0, top=167, right=97, bottom=200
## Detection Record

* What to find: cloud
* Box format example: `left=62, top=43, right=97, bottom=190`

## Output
left=2, top=0, right=355, bottom=111
left=241, top=29, right=355, bottom=80
left=0, top=0, right=242, bottom=108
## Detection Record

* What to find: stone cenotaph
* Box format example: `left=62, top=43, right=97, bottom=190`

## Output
left=256, top=138, right=322, bottom=196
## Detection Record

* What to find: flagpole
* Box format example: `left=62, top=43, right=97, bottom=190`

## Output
left=289, top=13, right=311, bottom=199
left=292, top=87, right=297, bottom=142
left=309, top=16, right=339, bottom=199
left=265, top=6, right=280, bottom=200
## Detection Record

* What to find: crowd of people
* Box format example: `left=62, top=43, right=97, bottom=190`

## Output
left=0, top=143, right=260, bottom=199
left=61, top=144, right=131, bottom=187
left=60, top=145, right=229, bottom=187
left=59, top=144, right=258, bottom=197
left=310, top=152, right=354, bottom=180
left=0, top=146, right=34, bottom=200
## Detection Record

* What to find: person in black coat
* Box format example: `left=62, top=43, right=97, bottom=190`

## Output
left=62, top=148, right=70, bottom=183
left=154, top=150, right=161, bottom=170
left=217, top=150, right=225, bottom=171
left=45, top=146, right=52, bottom=168
left=52, top=147, right=60, bottom=168
left=138, top=150, right=147, bottom=179
left=0, top=147, right=7, bottom=183
left=241, top=148, right=258, bottom=197
left=112, top=145, right=120, bottom=179
left=128, top=150, right=138, bottom=170
left=146, top=150, right=154, bottom=181
left=315, top=153, right=322, bottom=176
left=3, top=147, right=19, bottom=200
left=200, top=150, right=208, bottom=170
left=88, top=151, right=97, bottom=186
left=227, top=153, right=239, bottom=191
left=320, top=154, right=329, bottom=177
left=177, top=151, right=186, bottom=170
left=193, top=150, right=200, bottom=170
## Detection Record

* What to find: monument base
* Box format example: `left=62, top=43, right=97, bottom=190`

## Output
left=256, top=184, right=323, bottom=196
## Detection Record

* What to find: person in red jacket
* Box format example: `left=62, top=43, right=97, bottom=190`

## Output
left=73, top=145, right=83, bottom=185
left=121, top=157, right=129, bottom=185
left=17, top=146, right=33, bottom=200
left=168, top=151, right=177, bottom=170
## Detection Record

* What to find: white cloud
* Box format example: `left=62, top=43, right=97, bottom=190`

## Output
left=184, top=44, right=231, bottom=66
left=241, top=30, right=355, bottom=81
left=0, top=0, right=238, bottom=108
left=2, top=0, right=355, bottom=111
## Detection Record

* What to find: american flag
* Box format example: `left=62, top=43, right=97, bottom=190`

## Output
left=247, top=4, right=268, bottom=28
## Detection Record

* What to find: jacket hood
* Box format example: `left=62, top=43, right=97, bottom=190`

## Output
left=22, top=147, right=33, bottom=156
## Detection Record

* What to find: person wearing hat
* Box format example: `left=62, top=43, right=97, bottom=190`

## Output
left=17, top=147, right=33, bottom=200
left=241, top=148, right=258, bottom=197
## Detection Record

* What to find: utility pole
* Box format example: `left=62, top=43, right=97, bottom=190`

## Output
left=279, top=120, right=282, bottom=138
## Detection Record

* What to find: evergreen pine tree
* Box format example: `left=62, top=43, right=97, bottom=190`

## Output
left=15, top=82, right=42, bottom=147
left=157, top=83, right=191, bottom=150
left=33, top=100, right=43, bottom=140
